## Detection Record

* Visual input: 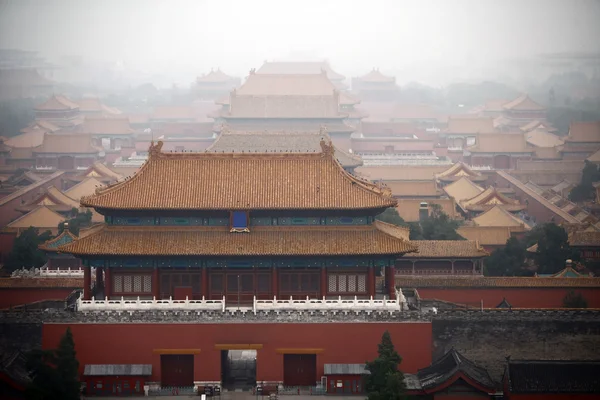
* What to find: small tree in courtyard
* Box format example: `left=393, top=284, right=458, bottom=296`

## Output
left=26, top=327, right=80, bottom=400
left=4, top=227, right=52, bottom=273
left=563, top=290, right=588, bottom=308
left=364, top=331, right=406, bottom=400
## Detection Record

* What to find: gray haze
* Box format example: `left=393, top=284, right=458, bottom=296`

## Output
left=1, top=0, right=599, bottom=86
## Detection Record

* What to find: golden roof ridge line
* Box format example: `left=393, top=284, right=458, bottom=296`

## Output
left=83, top=139, right=394, bottom=209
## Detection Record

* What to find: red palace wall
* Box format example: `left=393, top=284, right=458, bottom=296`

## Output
left=42, top=323, right=432, bottom=384
left=0, top=288, right=77, bottom=309
left=417, top=288, right=600, bottom=309
left=0, top=231, right=16, bottom=264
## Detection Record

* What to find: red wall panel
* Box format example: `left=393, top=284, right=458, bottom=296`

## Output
left=417, top=288, right=600, bottom=309
left=0, top=232, right=16, bottom=264
left=0, top=288, right=76, bottom=309
left=42, top=322, right=432, bottom=384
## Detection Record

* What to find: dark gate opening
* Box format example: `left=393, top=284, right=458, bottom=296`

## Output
left=221, top=349, right=257, bottom=390
left=283, top=354, right=317, bottom=386
left=160, top=354, right=194, bottom=388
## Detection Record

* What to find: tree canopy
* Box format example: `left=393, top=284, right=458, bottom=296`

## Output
left=376, top=205, right=463, bottom=241
left=563, top=290, right=588, bottom=308
left=531, top=223, right=579, bottom=275
left=484, top=236, right=528, bottom=276
left=0, top=98, right=35, bottom=137
left=569, top=160, right=600, bottom=202
left=375, top=208, right=409, bottom=228
left=26, top=327, right=80, bottom=400
left=58, top=208, right=93, bottom=236
left=409, top=204, right=464, bottom=240
left=4, top=227, right=52, bottom=273
left=365, top=331, right=406, bottom=400
left=484, top=223, right=580, bottom=276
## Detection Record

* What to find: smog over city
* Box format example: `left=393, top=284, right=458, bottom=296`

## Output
left=0, top=1, right=599, bottom=399
left=1, top=0, right=600, bottom=86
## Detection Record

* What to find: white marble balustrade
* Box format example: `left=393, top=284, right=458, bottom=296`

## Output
left=40, top=267, right=84, bottom=277
left=77, top=296, right=226, bottom=312
left=254, top=294, right=407, bottom=312
left=76, top=290, right=408, bottom=312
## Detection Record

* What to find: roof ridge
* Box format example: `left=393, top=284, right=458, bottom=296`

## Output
left=7, top=204, right=66, bottom=227
left=83, top=140, right=395, bottom=210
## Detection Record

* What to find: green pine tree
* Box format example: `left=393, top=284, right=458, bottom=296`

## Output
left=376, top=208, right=409, bottom=228
left=56, top=327, right=80, bottom=399
left=364, top=331, right=406, bottom=400
left=563, top=290, right=588, bottom=308
left=26, top=327, right=80, bottom=400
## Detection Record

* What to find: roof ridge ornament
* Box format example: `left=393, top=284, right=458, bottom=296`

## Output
left=149, top=140, right=163, bottom=157
left=382, top=185, right=392, bottom=198
left=319, top=136, right=334, bottom=157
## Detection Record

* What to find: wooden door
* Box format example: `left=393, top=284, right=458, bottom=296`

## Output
left=283, top=354, right=316, bottom=386
left=279, top=271, right=320, bottom=299
left=494, top=154, right=510, bottom=169
left=161, top=354, right=194, bottom=387
left=58, top=155, right=74, bottom=170
left=210, top=269, right=272, bottom=305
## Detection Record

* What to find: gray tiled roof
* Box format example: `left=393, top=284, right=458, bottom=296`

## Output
left=84, top=364, right=152, bottom=376
left=417, top=348, right=495, bottom=391
left=208, top=132, right=362, bottom=168
left=324, top=364, right=370, bottom=375
left=508, top=360, right=600, bottom=393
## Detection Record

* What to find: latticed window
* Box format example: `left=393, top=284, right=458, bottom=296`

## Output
left=113, top=275, right=123, bottom=293
left=112, top=273, right=152, bottom=294
left=327, top=273, right=367, bottom=294
left=357, top=275, right=366, bottom=292
left=143, top=276, right=152, bottom=293
left=124, top=276, right=132, bottom=292
left=133, top=276, right=142, bottom=292
left=328, top=275, right=336, bottom=293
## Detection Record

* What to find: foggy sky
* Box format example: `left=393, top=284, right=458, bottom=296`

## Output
left=1, top=0, right=599, bottom=85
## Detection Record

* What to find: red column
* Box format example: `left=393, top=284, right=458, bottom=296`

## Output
left=104, top=267, right=111, bottom=299
left=152, top=268, right=160, bottom=300
left=201, top=267, right=208, bottom=299
left=83, top=266, right=91, bottom=300
left=386, top=266, right=396, bottom=300
left=368, top=266, right=375, bottom=298
left=320, top=267, right=327, bottom=298
left=271, top=267, right=278, bottom=299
